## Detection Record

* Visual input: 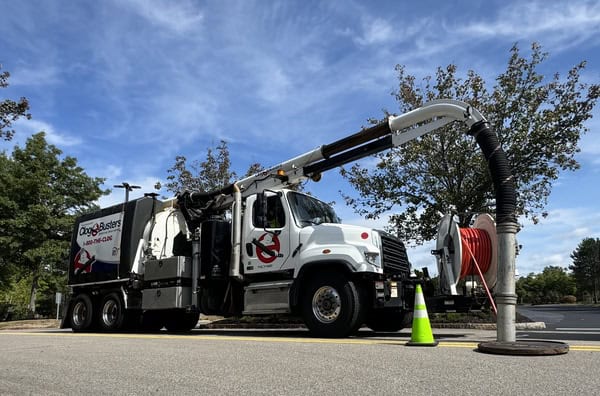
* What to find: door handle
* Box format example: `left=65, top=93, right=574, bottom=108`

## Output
left=246, top=243, right=253, bottom=256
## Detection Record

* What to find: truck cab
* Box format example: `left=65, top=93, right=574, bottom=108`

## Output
left=235, top=189, right=414, bottom=336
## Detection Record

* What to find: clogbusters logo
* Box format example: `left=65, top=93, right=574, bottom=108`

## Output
left=74, top=248, right=93, bottom=274
left=79, top=219, right=122, bottom=237
left=75, top=212, right=123, bottom=270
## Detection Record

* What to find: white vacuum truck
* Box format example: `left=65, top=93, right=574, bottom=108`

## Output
left=63, top=100, right=516, bottom=337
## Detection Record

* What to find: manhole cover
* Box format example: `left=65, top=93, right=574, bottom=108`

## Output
left=477, top=340, right=569, bottom=356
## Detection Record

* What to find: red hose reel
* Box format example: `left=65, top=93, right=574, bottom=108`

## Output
left=435, top=213, right=498, bottom=313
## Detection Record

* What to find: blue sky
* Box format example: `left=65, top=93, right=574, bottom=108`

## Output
left=1, top=0, right=599, bottom=277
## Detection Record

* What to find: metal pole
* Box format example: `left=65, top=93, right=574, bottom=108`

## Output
left=112, top=182, right=140, bottom=280
left=495, top=221, right=519, bottom=342
left=114, top=182, right=141, bottom=203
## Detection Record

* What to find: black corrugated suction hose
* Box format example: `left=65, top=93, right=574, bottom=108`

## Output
left=468, top=121, right=517, bottom=225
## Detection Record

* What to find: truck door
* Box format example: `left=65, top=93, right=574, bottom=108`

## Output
left=242, top=193, right=291, bottom=274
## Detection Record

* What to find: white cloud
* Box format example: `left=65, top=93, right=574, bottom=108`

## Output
left=9, top=65, right=61, bottom=86
left=371, top=0, right=600, bottom=69
left=457, top=1, right=600, bottom=52
left=120, top=0, right=204, bottom=34
left=15, top=119, right=82, bottom=147
left=461, top=2, right=600, bottom=37
left=255, top=62, right=292, bottom=104
left=355, top=17, right=394, bottom=46
left=579, top=118, right=600, bottom=160
left=105, top=165, right=123, bottom=180
left=517, top=207, right=600, bottom=274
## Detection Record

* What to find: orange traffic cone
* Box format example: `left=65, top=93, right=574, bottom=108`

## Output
left=406, top=284, right=438, bottom=347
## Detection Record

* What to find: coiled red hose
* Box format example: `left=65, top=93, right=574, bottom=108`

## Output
left=459, top=228, right=492, bottom=279
left=459, top=227, right=497, bottom=315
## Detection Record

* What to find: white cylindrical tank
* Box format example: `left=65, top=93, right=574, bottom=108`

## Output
left=149, top=208, right=189, bottom=259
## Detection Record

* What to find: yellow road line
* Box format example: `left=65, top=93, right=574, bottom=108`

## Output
left=570, top=346, right=600, bottom=352
left=1, top=332, right=598, bottom=351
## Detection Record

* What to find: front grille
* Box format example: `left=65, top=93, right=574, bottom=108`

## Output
left=379, top=231, right=411, bottom=279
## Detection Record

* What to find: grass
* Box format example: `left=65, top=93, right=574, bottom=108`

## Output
left=0, top=319, right=60, bottom=330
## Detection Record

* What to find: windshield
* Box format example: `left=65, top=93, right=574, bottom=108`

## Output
left=287, top=192, right=341, bottom=227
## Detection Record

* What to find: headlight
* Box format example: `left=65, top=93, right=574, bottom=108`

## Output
left=364, top=251, right=381, bottom=267
left=372, top=231, right=381, bottom=249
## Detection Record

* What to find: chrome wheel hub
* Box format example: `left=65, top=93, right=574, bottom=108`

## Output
left=72, top=302, right=87, bottom=327
left=312, top=286, right=341, bottom=324
left=102, top=299, right=118, bottom=326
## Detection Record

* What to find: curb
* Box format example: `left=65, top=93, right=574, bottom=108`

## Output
left=197, top=321, right=546, bottom=331
left=430, top=322, right=546, bottom=330
left=515, top=321, right=546, bottom=330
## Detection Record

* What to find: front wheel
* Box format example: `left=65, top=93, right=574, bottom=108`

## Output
left=98, top=293, right=125, bottom=331
left=301, top=271, right=364, bottom=338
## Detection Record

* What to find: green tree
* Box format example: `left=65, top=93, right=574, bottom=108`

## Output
left=244, top=162, right=265, bottom=178
left=165, top=140, right=265, bottom=194
left=341, top=43, right=599, bottom=243
left=0, top=133, right=107, bottom=315
left=570, top=238, right=600, bottom=303
left=516, top=273, right=542, bottom=304
left=166, top=140, right=236, bottom=193
left=1, top=65, right=31, bottom=140
left=516, top=266, right=575, bottom=304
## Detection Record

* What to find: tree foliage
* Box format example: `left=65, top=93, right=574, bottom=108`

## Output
left=0, top=65, right=31, bottom=141
left=341, top=43, right=599, bottom=243
left=570, top=238, right=600, bottom=303
left=0, top=133, right=107, bottom=314
left=516, top=266, right=576, bottom=304
left=165, top=140, right=264, bottom=194
left=166, top=140, right=236, bottom=193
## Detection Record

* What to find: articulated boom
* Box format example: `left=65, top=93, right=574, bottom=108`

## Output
left=235, top=99, right=485, bottom=196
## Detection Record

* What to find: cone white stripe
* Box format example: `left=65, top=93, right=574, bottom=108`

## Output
left=414, top=289, right=426, bottom=305
left=413, top=310, right=429, bottom=319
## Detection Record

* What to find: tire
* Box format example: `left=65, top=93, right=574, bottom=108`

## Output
left=367, top=309, right=413, bottom=332
left=70, top=294, right=94, bottom=332
left=301, top=271, right=363, bottom=338
left=164, top=310, right=200, bottom=332
left=98, top=293, right=125, bottom=332
left=349, top=282, right=369, bottom=334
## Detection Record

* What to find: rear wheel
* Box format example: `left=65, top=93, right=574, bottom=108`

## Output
left=70, top=294, right=94, bottom=332
left=301, top=271, right=364, bottom=338
left=98, top=293, right=125, bottom=331
left=367, top=309, right=413, bottom=332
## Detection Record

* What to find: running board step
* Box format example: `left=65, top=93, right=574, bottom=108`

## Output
left=243, top=280, right=292, bottom=315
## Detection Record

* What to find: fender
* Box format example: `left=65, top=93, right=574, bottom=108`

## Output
left=289, top=260, right=355, bottom=309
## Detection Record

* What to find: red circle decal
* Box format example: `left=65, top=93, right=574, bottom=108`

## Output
left=256, top=233, right=280, bottom=264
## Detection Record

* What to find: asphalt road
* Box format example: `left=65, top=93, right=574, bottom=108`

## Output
left=1, top=328, right=599, bottom=395
left=517, top=305, right=600, bottom=341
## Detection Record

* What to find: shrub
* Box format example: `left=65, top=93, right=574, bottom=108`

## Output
left=561, top=295, right=577, bottom=304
